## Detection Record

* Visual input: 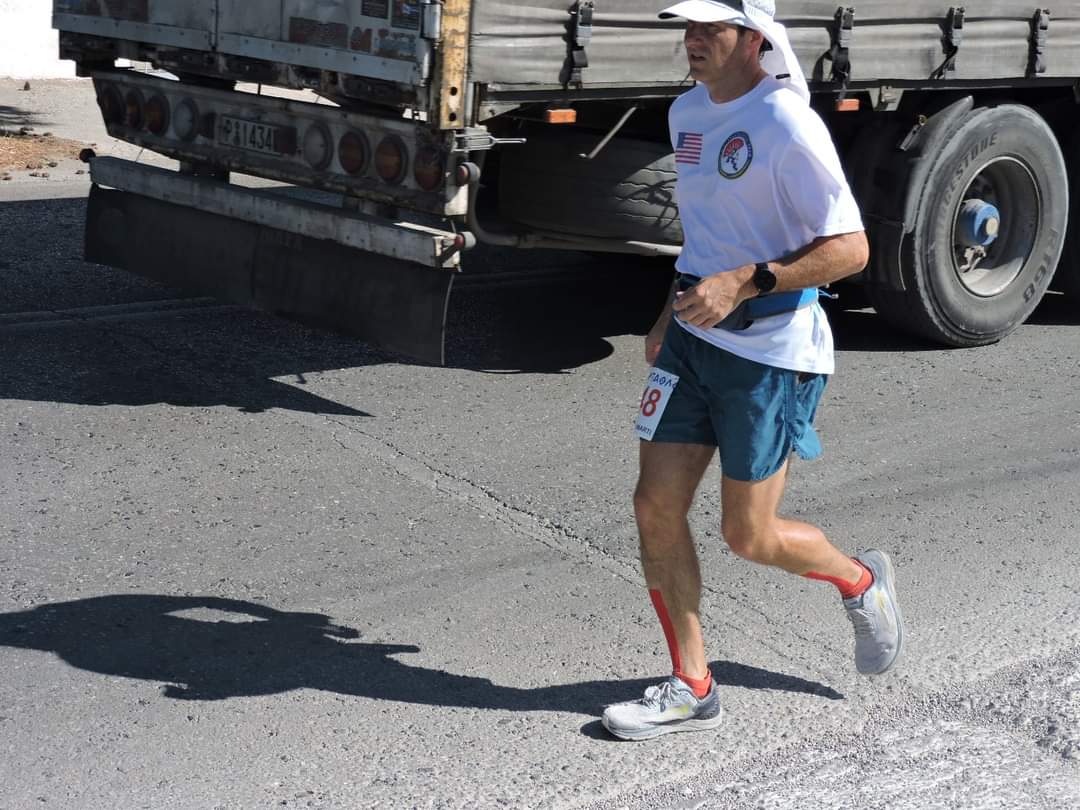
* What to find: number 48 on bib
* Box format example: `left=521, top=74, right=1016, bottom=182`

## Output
left=635, top=368, right=680, bottom=441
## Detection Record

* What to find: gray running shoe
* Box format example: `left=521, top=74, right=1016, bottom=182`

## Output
left=601, top=676, right=723, bottom=741
left=845, top=549, right=904, bottom=675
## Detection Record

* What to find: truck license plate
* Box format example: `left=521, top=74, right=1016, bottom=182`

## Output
left=217, top=116, right=293, bottom=156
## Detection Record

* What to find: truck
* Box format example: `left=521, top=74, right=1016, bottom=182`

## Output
left=52, top=1, right=1080, bottom=363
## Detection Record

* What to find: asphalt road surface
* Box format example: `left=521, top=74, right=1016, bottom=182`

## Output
left=2, top=80, right=1080, bottom=810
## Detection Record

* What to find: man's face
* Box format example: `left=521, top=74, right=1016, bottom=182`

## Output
left=684, top=20, right=752, bottom=83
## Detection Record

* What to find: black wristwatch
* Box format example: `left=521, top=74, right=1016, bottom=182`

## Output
left=752, top=262, right=777, bottom=296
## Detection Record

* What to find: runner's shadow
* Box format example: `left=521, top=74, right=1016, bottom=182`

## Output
left=0, top=595, right=843, bottom=714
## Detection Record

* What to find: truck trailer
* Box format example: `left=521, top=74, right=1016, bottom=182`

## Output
left=53, top=1, right=1080, bottom=362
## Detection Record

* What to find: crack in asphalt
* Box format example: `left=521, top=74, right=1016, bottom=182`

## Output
left=0, top=299, right=239, bottom=332
left=321, top=415, right=643, bottom=583
left=318, top=414, right=848, bottom=672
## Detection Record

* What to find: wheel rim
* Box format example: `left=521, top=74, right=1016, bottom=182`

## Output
left=949, top=157, right=1041, bottom=298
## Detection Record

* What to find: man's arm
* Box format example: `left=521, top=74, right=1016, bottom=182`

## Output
left=645, top=278, right=679, bottom=365
left=672, top=230, right=869, bottom=330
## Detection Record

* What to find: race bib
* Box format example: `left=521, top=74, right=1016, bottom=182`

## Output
left=635, top=368, right=680, bottom=441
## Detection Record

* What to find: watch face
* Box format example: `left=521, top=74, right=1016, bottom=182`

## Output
left=754, top=264, right=777, bottom=294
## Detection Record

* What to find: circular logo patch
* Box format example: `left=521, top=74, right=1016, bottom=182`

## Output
left=718, top=131, right=753, bottom=179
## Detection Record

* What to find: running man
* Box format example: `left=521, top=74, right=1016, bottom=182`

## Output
left=602, top=0, right=904, bottom=741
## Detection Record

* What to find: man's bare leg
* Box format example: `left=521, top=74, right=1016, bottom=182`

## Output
left=633, top=441, right=716, bottom=684
left=718, top=461, right=904, bottom=675
left=605, top=446, right=902, bottom=742
left=720, top=462, right=864, bottom=584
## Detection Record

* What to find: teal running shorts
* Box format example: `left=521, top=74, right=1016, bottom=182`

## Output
left=635, top=321, right=827, bottom=482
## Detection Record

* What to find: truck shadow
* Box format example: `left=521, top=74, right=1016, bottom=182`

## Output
left=7, top=195, right=1073, bottom=410
left=0, top=196, right=668, bottom=413
left=446, top=258, right=672, bottom=372
left=0, top=103, right=44, bottom=130
left=1025, top=289, right=1079, bottom=326
left=0, top=595, right=843, bottom=718
left=829, top=288, right=1080, bottom=352
left=0, top=308, right=375, bottom=417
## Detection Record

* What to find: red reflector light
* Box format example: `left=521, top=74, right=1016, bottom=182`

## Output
left=375, top=136, right=407, bottom=185
left=455, top=162, right=480, bottom=186
left=99, top=85, right=124, bottom=126
left=144, top=94, right=170, bottom=136
left=124, top=89, right=145, bottom=129
left=413, top=146, right=445, bottom=192
left=338, top=131, right=370, bottom=175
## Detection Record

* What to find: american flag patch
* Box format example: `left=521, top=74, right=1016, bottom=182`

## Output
left=675, top=132, right=704, bottom=165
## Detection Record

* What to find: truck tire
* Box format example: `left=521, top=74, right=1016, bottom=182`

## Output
left=868, top=104, right=1068, bottom=346
left=498, top=130, right=681, bottom=245
left=1056, top=129, right=1080, bottom=299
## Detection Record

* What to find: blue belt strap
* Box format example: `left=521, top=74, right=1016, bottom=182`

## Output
left=676, top=274, right=821, bottom=324
left=744, top=287, right=819, bottom=318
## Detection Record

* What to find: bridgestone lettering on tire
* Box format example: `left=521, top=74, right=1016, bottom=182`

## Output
left=869, top=104, right=1069, bottom=347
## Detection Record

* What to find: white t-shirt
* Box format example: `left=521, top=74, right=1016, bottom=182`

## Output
left=669, top=77, right=864, bottom=375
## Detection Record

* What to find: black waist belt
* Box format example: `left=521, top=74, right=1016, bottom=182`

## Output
left=676, top=273, right=819, bottom=331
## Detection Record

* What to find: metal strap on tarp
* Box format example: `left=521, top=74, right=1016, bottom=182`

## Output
left=468, top=2, right=1080, bottom=93
left=1030, top=8, right=1051, bottom=76
left=829, top=7, right=855, bottom=88
left=930, top=7, right=965, bottom=80
left=562, top=0, right=595, bottom=88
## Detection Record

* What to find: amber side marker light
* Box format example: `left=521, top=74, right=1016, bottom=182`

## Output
left=545, top=108, right=578, bottom=124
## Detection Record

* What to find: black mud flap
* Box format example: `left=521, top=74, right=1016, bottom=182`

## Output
left=85, top=185, right=454, bottom=364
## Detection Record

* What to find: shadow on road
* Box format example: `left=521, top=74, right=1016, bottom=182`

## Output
left=0, top=103, right=43, bottom=130
left=1025, top=289, right=1080, bottom=326
left=0, top=595, right=843, bottom=718
left=0, top=197, right=671, bottom=411
left=828, top=288, right=1080, bottom=353
left=9, top=194, right=1074, bottom=409
left=829, top=307, right=941, bottom=353
left=0, top=323, right=375, bottom=416
left=448, top=259, right=671, bottom=373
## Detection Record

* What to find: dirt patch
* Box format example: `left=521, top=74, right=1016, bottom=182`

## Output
left=0, top=129, right=87, bottom=175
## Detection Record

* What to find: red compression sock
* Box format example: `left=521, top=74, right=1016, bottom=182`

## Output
left=675, top=669, right=713, bottom=698
left=648, top=589, right=712, bottom=699
left=649, top=589, right=682, bottom=672
left=805, top=559, right=874, bottom=599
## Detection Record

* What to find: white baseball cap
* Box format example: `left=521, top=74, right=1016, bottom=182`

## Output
left=658, top=0, right=810, bottom=102
left=659, top=0, right=776, bottom=27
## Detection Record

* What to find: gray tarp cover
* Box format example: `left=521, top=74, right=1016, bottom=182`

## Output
left=470, top=1, right=1080, bottom=90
